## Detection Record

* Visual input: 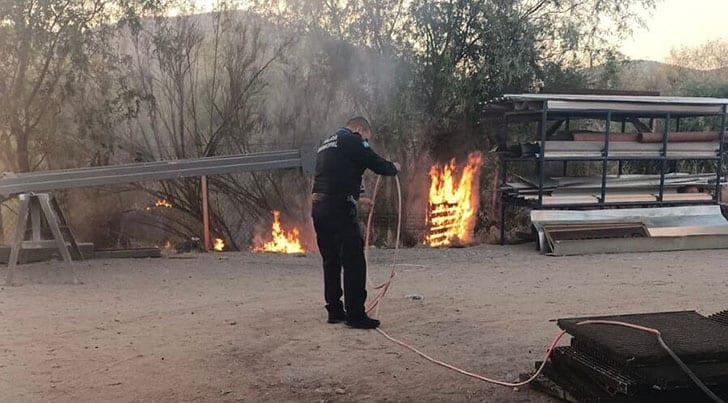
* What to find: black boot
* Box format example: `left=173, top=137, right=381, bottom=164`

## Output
left=346, top=313, right=380, bottom=329
left=327, top=306, right=346, bottom=324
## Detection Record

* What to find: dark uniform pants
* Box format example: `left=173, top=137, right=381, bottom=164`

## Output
left=311, top=197, right=367, bottom=319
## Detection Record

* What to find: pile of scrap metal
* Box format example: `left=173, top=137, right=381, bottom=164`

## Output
left=504, top=173, right=717, bottom=206
left=531, top=206, right=728, bottom=255
left=531, top=310, right=728, bottom=402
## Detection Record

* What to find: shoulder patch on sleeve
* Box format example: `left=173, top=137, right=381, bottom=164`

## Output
left=317, top=134, right=338, bottom=153
left=362, top=141, right=370, bottom=148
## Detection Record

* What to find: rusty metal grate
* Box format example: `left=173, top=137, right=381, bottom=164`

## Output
left=558, top=311, right=728, bottom=368
left=709, top=309, right=728, bottom=327
left=535, top=310, right=728, bottom=401
left=544, top=222, right=649, bottom=242
left=551, top=346, right=640, bottom=396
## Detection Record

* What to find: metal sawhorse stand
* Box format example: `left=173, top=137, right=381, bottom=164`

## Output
left=6, top=193, right=82, bottom=286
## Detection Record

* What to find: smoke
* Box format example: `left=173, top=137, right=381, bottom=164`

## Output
left=41, top=8, right=437, bottom=249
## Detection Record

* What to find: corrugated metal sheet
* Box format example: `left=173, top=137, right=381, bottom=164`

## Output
left=531, top=206, right=728, bottom=253
left=502, top=94, right=728, bottom=105
left=0, top=147, right=316, bottom=197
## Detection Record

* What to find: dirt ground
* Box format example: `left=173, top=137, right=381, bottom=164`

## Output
left=1, top=244, right=727, bottom=402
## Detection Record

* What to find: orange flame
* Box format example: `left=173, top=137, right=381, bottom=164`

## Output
left=425, top=152, right=483, bottom=247
left=213, top=238, right=225, bottom=252
left=155, top=199, right=172, bottom=208
left=252, top=211, right=305, bottom=254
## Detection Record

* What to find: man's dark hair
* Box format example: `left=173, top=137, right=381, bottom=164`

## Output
left=345, top=116, right=371, bottom=134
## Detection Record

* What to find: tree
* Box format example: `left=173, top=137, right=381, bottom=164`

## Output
left=668, top=39, right=728, bottom=73
left=255, top=0, right=657, bottom=143
left=0, top=0, right=162, bottom=173
left=120, top=3, right=297, bottom=249
left=666, top=39, right=728, bottom=98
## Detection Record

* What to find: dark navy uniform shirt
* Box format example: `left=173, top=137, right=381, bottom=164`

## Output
left=312, top=128, right=398, bottom=199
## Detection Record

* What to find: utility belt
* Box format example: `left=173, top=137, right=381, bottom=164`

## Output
left=312, top=193, right=357, bottom=205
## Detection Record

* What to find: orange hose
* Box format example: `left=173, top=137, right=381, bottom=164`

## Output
left=363, top=176, right=723, bottom=402
left=376, top=327, right=568, bottom=387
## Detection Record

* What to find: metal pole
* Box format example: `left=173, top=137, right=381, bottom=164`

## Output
left=538, top=107, right=548, bottom=207
left=600, top=111, right=612, bottom=206
left=201, top=176, right=211, bottom=252
left=619, top=118, right=626, bottom=177
left=658, top=113, right=670, bottom=203
left=716, top=105, right=726, bottom=203
left=500, top=159, right=508, bottom=246
left=0, top=204, right=4, bottom=245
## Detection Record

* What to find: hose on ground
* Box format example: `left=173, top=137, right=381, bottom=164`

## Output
left=362, top=175, right=723, bottom=402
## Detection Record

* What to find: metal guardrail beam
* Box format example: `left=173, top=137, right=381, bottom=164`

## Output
left=0, top=148, right=316, bottom=197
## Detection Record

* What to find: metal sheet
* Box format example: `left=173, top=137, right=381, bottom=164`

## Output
left=549, top=234, right=728, bottom=256
left=540, top=140, right=719, bottom=159
left=532, top=205, right=726, bottom=229
left=531, top=206, right=728, bottom=252
left=543, top=141, right=718, bottom=152
left=544, top=223, right=649, bottom=254
left=502, top=94, right=728, bottom=106
left=548, top=101, right=724, bottom=114
left=648, top=225, right=728, bottom=237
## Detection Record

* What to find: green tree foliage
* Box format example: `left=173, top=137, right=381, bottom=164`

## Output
left=255, top=0, right=655, bottom=152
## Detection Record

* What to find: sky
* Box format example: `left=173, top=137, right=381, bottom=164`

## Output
left=621, top=0, right=728, bottom=61
left=188, top=0, right=727, bottom=63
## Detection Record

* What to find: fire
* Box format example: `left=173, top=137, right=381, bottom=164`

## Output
left=253, top=210, right=305, bottom=254
left=155, top=199, right=172, bottom=208
left=213, top=238, right=225, bottom=252
left=425, top=152, right=483, bottom=247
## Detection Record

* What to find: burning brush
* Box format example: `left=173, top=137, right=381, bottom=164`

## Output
left=213, top=238, right=225, bottom=252
left=425, top=152, right=483, bottom=247
left=146, top=199, right=173, bottom=211
left=252, top=210, right=305, bottom=255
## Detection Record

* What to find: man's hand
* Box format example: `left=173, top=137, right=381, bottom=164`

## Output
left=393, top=162, right=401, bottom=172
left=358, top=197, right=374, bottom=210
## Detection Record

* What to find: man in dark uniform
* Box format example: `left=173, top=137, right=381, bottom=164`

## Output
left=311, top=117, right=400, bottom=329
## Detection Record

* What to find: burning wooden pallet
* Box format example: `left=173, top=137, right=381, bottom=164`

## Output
left=425, top=152, right=483, bottom=247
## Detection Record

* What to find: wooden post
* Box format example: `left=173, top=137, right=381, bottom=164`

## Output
left=201, top=176, right=211, bottom=251
left=0, top=203, right=4, bottom=245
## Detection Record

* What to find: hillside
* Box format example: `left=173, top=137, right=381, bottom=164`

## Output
left=587, top=59, right=728, bottom=95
